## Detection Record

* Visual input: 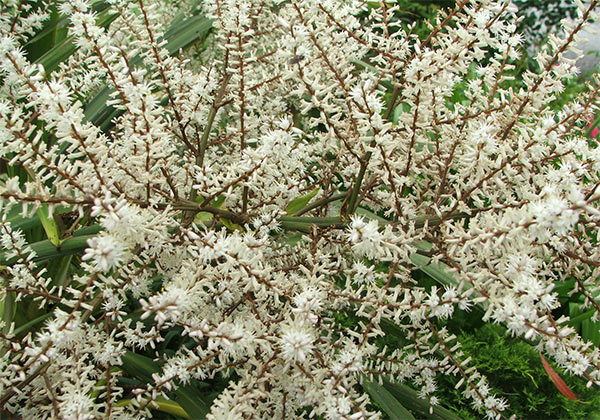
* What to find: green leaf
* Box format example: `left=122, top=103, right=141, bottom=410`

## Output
left=566, top=301, right=600, bottom=346
left=120, top=353, right=210, bottom=419
left=286, top=188, right=320, bottom=215
left=219, top=217, right=245, bottom=232
left=162, top=14, right=213, bottom=56
left=176, top=384, right=211, bottom=420
left=193, top=196, right=225, bottom=224
left=409, top=248, right=488, bottom=319
left=0, top=230, right=101, bottom=266
left=568, top=302, right=585, bottom=329
left=278, top=232, right=304, bottom=247
left=194, top=212, right=214, bottom=224
left=36, top=204, right=61, bottom=247
left=24, top=0, right=109, bottom=48
left=581, top=318, right=600, bottom=347
left=12, top=312, right=52, bottom=337
left=24, top=11, right=67, bottom=50
left=3, top=213, right=42, bottom=232
left=24, top=7, right=65, bottom=63
left=34, top=36, right=76, bottom=74
left=211, top=195, right=226, bottom=208
left=1, top=289, right=15, bottom=335
left=278, top=216, right=343, bottom=232
left=2, top=203, right=72, bottom=233
left=116, top=397, right=191, bottom=419
left=155, top=397, right=192, bottom=418
left=380, top=318, right=409, bottom=346
left=355, top=206, right=389, bottom=223
left=392, top=102, right=412, bottom=125
left=383, top=380, right=463, bottom=420
left=46, top=255, right=73, bottom=288
left=89, top=367, right=121, bottom=400
left=35, top=7, right=118, bottom=74
left=409, top=252, right=456, bottom=288
left=554, top=278, right=576, bottom=298
left=120, top=351, right=163, bottom=383
left=350, top=59, right=394, bottom=91
left=363, top=380, right=415, bottom=420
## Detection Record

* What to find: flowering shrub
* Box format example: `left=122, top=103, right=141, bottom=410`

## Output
left=1, top=0, right=600, bottom=419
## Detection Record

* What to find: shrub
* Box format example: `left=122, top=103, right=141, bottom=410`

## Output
left=436, top=324, right=600, bottom=419
left=1, top=0, right=600, bottom=419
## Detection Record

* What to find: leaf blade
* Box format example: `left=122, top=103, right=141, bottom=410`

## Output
left=286, top=188, right=320, bottom=215
left=36, top=204, right=61, bottom=247
left=363, top=380, right=415, bottom=420
left=383, top=380, right=463, bottom=420
left=120, top=351, right=163, bottom=383
left=539, top=353, right=579, bottom=401
left=176, top=384, right=211, bottom=420
left=115, top=397, right=191, bottom=419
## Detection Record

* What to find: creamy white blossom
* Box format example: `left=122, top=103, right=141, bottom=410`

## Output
left=82, top=234, right=127, bottom=272
left=1, top=0, right=600, bottom=418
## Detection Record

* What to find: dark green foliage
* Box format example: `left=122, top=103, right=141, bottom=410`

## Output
left=435, top=324, right=600, bottom=419
left=513, top=0, right=579, bottom=47
left=400, top=0, right=580, bottom=49
left=393, top=0, right=448, bottom=39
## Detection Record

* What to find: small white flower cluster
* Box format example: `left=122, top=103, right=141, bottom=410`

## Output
left=82, top=235, right=126, bottom=272
left=1, top=0, right=600, bottom=419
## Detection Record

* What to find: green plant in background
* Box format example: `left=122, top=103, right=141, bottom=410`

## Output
left=436, top=324, right=600, bottom=420
left=512, top=0, right=579, bottom=47
left=2, top=0, right=600, bottom=419
left=411, top=0, right=581, bottom=49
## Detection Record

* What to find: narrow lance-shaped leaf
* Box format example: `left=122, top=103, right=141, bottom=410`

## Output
left=120, top=351, right=163, bottom=383
left=176, top=385, right=211, bottom=420
left=24, top=0, right=110, bottom=48
left=581, top=318, right=600, bottom=347
left=46, top=255, right=73, bottom=288
left=1, top=289, right=15, bottom=335
left=0, top=226, right=101, bottom=266
left=35, top=6, right=118, bottom=74
left=383, top=380, right=463, bottom=420
left=36, top=204, right=61, bottom=247
left=12, top=313, right=53, bottom=337
left=362, top=380, right=415, bottom=420
left=115, top=397, right=191, bottom=419
left=539, top=353, right=579, bottom=401
left=286, top=188, right=320, bottom=215
left=566, top=309, right=595, bottom=327
left=219, top=217, right=245, bottom=232
left=120, top=352, right=210, bottom=419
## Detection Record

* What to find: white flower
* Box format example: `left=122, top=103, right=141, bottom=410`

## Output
left=352, top=261, right=376, bottom=285
left=139, top=288, right=188, bottom=327
left=280, top=326, right=314, bottom=363
left=347, top=216, right=382, bottom=257
left=292, top=288, right=323, bottom=325
left=81, top=234, right=126, bottom=272
left=59, top=389, right=95, bottom=420
left=3, top=0, right=600, bottom=417
left=4, top=176, right=21, bottom=194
